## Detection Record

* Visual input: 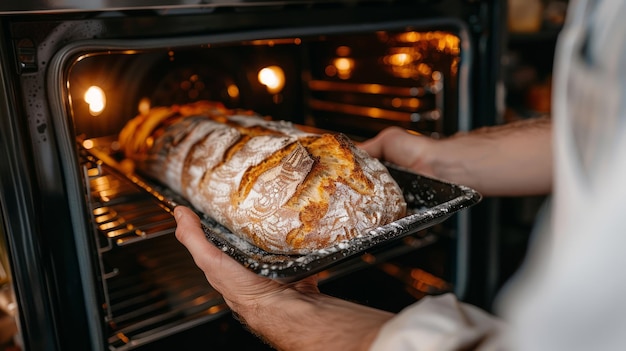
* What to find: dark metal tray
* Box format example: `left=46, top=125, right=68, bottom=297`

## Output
left=86, top=138, right=481, bottom=283
left=197, top=163, right=481, bottom=282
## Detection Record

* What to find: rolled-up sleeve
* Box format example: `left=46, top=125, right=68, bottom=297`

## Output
left=370, top=293, right=506, bottom=351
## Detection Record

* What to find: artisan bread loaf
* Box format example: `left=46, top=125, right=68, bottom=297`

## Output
left=119, top=100, right=407, bottom=254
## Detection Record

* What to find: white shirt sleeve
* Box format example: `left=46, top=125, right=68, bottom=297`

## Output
left=370, top=293, right=506, bottom=351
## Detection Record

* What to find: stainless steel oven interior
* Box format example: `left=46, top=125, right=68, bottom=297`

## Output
left=60, top=22, right=469, bottom=349
left=0, top=2, right=504, bottom=350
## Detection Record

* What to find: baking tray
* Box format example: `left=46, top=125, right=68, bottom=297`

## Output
left=85, top=139, right=481, bottom=283
left=196, top=163, right=482, bottom=282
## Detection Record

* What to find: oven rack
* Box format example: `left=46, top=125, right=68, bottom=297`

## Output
left=81, top=152, right=230, bottom=350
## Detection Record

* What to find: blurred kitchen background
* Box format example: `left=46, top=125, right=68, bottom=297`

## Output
left=495, top=0, right=568, bottom=299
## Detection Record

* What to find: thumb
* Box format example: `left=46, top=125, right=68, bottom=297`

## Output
left=173, top=206, right=227, bottom=269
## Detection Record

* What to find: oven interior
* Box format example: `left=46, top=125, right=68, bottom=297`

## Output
left=58, top=22, right=470, bottom=350
left=66, top=24, right=464, bottom=349
left=67, top=27, right=464, bottom=140
left=1, top=2, right=503, bottom=349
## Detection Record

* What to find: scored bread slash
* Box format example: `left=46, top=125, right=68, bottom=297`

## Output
left=119, top=100, right=407, bottom=254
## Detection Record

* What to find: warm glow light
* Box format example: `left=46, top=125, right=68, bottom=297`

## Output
left=366, top=107, right=383, bottom=118
left=388, top=53, right=412, bottom=66
left=138, top=98, right=151, bottom=116
left=417, top=63, right=432, bottom=76
left=383, top=31, right=461, bottom=79
left=367, top=84, right=382, bottom=94
left=333, top=57, right=354, bottom=79
left=258, top=66, right=285, bottom=94
left=391, top=98, right=402, bottom=108
left=334, top=57, right=352, bottom=71
left=84, top=86, right=106, bottom=116
left=335, top=45, right=351, bottom=56
left=227, top=84, right=240, bottom=98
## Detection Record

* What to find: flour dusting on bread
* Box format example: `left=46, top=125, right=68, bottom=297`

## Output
left=119, top=101, right=407, bottom=254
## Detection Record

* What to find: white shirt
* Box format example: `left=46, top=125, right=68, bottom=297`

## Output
left=371, top=0, right=626, bottom=349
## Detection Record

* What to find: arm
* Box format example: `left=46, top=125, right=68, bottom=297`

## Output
left=175, top=206, right=506, bottom=350
left=174, top=206, right=394, bottom=351
left=359, top=117, right=553, bottom=197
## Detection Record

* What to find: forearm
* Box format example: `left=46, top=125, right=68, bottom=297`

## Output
left=430, top=117, right=553, bottom=196
left=361, top=117, right=552, bottom=197
left=239, top=290, right=394, bottom=351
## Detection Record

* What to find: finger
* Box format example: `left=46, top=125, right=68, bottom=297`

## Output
left=173, top=206, right=246, bottom=281
left=358, top=126, right=407, bottom=158
left=357, top=133, right=384, bottom=158
left=360, top=127, right=409, bottom=161
left=174, top=206, right=221, bottom=264
left=173, top=206, right=276, bottom=296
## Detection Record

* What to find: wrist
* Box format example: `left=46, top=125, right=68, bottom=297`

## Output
left=235, top=289, right=393, bottom=351
left=426, top=136, right=473, bottom=182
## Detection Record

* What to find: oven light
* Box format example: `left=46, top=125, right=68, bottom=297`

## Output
left=332, top=57, right=354, bottom=79
left=84, top=86, right=106, bottom=116
left=335, top=45, right=351, bottom=56
left=258, top=66, right=285, bottom=94
left=82, top=139, right=94, bottom=150
left=417, top=63, right=432, bottom=76
left=396, top=31, right=421, bottom=43
left=227, top=84, right=240, bottom=99
left=138, top=98, right=151, bottom=116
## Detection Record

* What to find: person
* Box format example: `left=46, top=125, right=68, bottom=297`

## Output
left=174, top=0, right=626, bottom=349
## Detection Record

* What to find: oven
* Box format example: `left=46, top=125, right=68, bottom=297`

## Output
left=0, top=1, right=504, bottom=350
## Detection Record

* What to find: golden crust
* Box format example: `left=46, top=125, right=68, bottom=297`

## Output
left=120, top=101, right=407, bottom=254
left=237, top=142, right=300, bottom=205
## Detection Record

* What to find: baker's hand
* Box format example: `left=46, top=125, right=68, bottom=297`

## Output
left=361, top=119, right=553, bottom=197
left=359, top=127, right=436, bottom=177
left=173, top=206, right=320, bottom=321
left=175, top=205, right=393, bottom=350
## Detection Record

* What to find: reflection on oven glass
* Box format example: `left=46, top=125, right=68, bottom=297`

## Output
left=382, top=31, right=461, bottom=81
left=307, top=30, right=461, bottom=138
left=84, top=85, right=106, bottom=116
